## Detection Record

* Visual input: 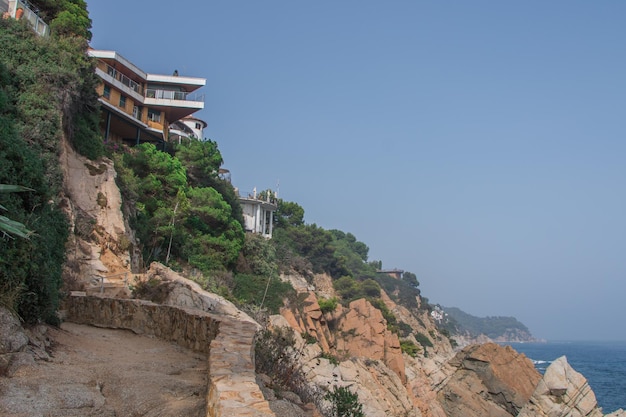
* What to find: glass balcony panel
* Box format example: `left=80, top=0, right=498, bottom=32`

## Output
left=145, top=89, right=202, bottom=102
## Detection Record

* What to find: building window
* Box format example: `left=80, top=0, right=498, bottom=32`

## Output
left=133, top=105, right=142, bottom=120
left=103, top=85, right=111, bottom=99
left=195, top=122, right=202, bottom=129
left=147, top=108, right=161, bottom=123
left=119, top=95, right=127, bottom=108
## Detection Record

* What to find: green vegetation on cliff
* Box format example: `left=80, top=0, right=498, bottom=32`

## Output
left=0, top=7, right=102, bottom=324
left=114, top=141, right=244, bottom=272
left=441, top=306, right=533, bottom=340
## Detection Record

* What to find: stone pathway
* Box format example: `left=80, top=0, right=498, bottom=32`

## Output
left=0, top=322, right=208, bottom=417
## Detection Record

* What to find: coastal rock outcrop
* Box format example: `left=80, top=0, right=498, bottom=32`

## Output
left=437, top=343, right=541, bottom=417
left=518, top=356, right=614, bottom=417
left=143, top=262, right=258, bottom=325
left=280, top=289, right=406, bottom=383
left=269, top=315, right=421, bottom=417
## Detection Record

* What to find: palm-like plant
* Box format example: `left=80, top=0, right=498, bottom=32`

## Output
left=0, top=184, right=34, bottom=239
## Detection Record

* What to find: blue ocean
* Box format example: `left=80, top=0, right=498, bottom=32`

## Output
left=506, top=341, right=626, bottom=413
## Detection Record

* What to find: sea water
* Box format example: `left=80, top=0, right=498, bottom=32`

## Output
left=506, top=341, right=626, bottom=413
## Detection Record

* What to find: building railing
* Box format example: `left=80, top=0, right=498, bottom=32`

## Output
left=7, top=0, right=49, bottom=37
left=238, top=190, right=278, bottom=205
left=145, top=89, right=205, bottom=102
left=103, top=63, right=144, bottom=95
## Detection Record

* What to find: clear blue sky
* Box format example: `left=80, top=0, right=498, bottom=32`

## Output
left=88, top=1, right=626, bottom=341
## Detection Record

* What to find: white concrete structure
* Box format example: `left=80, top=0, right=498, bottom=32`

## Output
left=238, top=189, right=277, bottom=238
left=169, top=115, right=208, bottom=143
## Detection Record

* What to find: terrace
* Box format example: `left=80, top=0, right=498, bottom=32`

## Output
left=5, top=0, right=49, bottom=37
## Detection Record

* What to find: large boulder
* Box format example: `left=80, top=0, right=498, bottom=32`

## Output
left=518, top=356, right=606, bottom=417
left=143, top=262, right=259, bottom=327
left=438, top=343, right=541, bottom=417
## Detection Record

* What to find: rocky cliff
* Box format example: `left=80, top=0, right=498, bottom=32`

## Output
left=3, top=139, right=623, bottom=417
left=60, top=137, right=138, bottom=296
left=272, top=273, right=623, bottom=417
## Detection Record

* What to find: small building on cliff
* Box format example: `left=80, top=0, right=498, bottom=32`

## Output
left=237, top=188, right=277, bottom=238
left=88, top=49, right=206, bottom=148
left=169, top=115, right=208, bottom=143
left=378, top=268, right=404, bottom=280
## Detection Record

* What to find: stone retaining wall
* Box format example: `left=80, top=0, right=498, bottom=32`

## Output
left=65, top=293, right=275, bottom=417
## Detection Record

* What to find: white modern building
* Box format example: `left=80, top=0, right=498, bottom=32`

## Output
left=238, top=188, right=277, bottom=238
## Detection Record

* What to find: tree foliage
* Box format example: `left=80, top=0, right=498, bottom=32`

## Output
left=401, top=271, right=420, bottom=288
left=34, top=0, right=93, bottom=40
left=175, top=140, right=243, bottom=226
left=374, top=273, right=422, bottom=311
left=274, top=199, right=305, bottom=228
left=441, top=306, right=532, bottom=339
left=0, top=14, right=98, bottom=324
left=325, top=386, right=364, bottom=417
left=115, top=142, right=244, bottom=272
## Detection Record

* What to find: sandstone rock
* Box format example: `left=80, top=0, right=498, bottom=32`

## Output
left=311, top=273, right=335, bottom=299
left=518, top=356, right=605, bottom=417
left=280, top=292, right=334, bottom=352
left=438, top=343, right=541, bottom=417
left=145, top=262, right=259, bottom=327
left=271, top=312, right=420, bottom=417
left=280, top=273, right=314, bottom=293
left=60, top=138, right=135, bottom=292
left=335, top=298, right=406, bottom=383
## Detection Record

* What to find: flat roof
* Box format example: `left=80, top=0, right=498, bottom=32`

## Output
left=89, top=49, right=206, bottom=87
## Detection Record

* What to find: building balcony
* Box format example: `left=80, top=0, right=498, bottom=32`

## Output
left=99, top=62, right=144, bottom=95
left=95, top=67, right=144, bottom=104
left=144, top=90, right=204, bottom=122
left=146, top=88, right=204, bottom=107
left=6, top=0, right=49, bottom=37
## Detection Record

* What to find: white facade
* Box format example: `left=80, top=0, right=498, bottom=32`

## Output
left=180, top=116, right=207, bottom=141
left=239, top=196, right=276, bottom=238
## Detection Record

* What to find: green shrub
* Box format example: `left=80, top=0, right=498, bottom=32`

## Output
left=301, top=332, right=317, bottom=344
left=324, top=386, right=364, bottom=417
left=320, top=351, right=339, bottom=365
left=397, top=321, right=413, bottom=338
left=361, top=278, right=380, bottom=298
left=415, top=332, right=433, bottom=348
left=232, top=274, right=294, bottom=314
left=318, top=297, right=338, bottom=314
left=255, top=328, right=322, bottom=406
left=400, top=339, right=420, bottom=358
left=334, top=276, right=363, bottom=302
